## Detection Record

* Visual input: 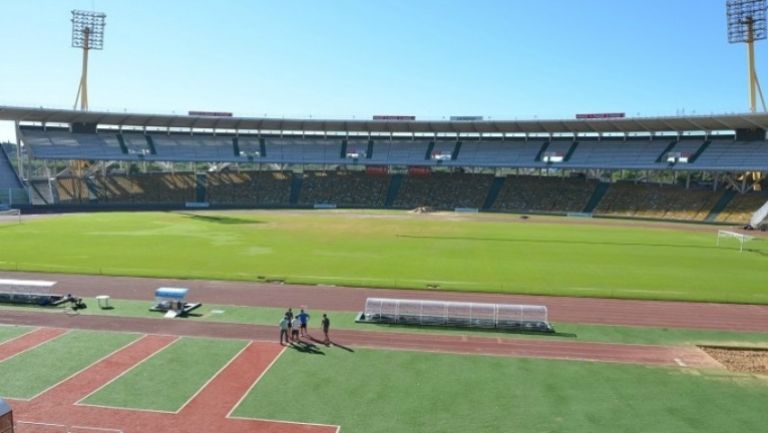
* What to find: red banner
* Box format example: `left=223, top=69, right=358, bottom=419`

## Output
left=372, top=115, right=416, bottom=121
left=575, top=113, right=625, bottom=119
left=188, top=111, right=233, bottom=117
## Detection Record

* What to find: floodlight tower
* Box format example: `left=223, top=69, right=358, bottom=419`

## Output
left=71, top=10, right=106, bottom=111
left=727, top=0, right=767, bottom=112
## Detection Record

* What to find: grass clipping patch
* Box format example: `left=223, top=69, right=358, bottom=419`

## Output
left=701, top=346, right=768, bottom=375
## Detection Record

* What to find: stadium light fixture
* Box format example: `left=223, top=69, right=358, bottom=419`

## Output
left=71, top=9, right=106, bottom=111
left=727, top=0, right=767, bottom=112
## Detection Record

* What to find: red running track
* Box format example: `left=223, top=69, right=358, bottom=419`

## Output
left=0, top=310, right=721, bottom=368
left=6, top=334, right=336, bottom=433
left=2, top=271, right=768, bottom=332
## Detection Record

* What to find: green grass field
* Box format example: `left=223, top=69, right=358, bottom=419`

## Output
left=1, top=210, right=767, bottom=303
left=234, top=346, right=768, bottom=433
left=0, top=325, right=32, bottom=344
left=82, top=337, right=247, bottom=412
left=0, top=330, right=138, bottom=399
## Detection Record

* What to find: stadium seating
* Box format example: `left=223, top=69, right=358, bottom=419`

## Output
left=368, top=140, right=431, bottom=165
left=454, top=140, right=543, bottom=167
left=392, top=172, right=493, bottom=209
left=206, top=171, right=292, bottom=206
left=565, top=139, right=670, bottom=169
left=298, top=170, right=389, bottom=207
left=22, top=129, right=127, bottom=160
left=17, top=127, right=768, bottom=172
left=715, top=192, right=768, bottom=224
left=594, top=182, right=723, bottom=220
left=491, top=175, right=597, bottom=213
left=150, top=135, right=235, bottom=162
left=692, top=140, right=768, bottom=171
left=56, top=174, right=196, bottom=204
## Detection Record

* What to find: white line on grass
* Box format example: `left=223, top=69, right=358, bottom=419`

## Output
left=74, top=335, right=181, bottom=413
left=225, top=345, right=341, bottom=431
left=0, top=328, right=70, bottom=365
left=174, top=340, right=253, bottom=414
left=22, top=331, right=146, bottom=402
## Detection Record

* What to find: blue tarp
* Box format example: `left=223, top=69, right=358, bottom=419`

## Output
left=154, top=287, right=188, bottom=300
left=0, top=398, right=10, bottom=416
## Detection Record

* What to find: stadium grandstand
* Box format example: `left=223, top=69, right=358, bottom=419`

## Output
left=2, top=105, right=768, bottom=225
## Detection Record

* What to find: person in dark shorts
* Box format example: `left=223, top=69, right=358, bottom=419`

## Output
left=321, top=314, right=330, bottom=345
left=279, top=315, right=290, bottom=345
left=285, top=308, right=294, bottom=332
left=297, top=309, right=310, bottom=337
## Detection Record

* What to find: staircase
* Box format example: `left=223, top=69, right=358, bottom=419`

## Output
left=366, top=140, right=374, bottom=159
left=340, top=139, right=348, bottom=159
left=534, top=141, right=550, bottom=162
left=83, top=177, right=101, bottom=202
left=583, top=182, right=610, bottom=213
left=451, top=141, right=462, bottom=160
left=655, top=140, right=677, bottom=163
left=482, top=176, right=506, bottom=210
left=564, top=141, right=579, bottom=161
left=232, top=137, right=240, bottom=157
left=705, top=189, right=737, bottom=222
left=688, top=139, right=711, bottom=163
left=385, top=174, right=403, bottom=207
left=289, top=173, right=303, bottom=205
left=424, top=141, right=435, bottom=160
left=116, top=134, right=129, bottom=154
left=145, top=135, right=158, bottom=155
left=0, top=144, right=24, bottom=190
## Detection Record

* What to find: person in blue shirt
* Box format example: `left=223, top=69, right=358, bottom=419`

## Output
left=297, top=309, right=310, bottom=337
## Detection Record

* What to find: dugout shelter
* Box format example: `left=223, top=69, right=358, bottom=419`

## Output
left=359, top=297, right=553, bottom=332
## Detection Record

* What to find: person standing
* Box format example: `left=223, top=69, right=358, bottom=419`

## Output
left=291, top=316, right=300, bottom=342
left=279, top=315, right=290, bottom=345
left=285, top=308, right=294, bottom=333
left=321, top=313, right=330, bottom=345
left=297, top=309, right=310, bottom=337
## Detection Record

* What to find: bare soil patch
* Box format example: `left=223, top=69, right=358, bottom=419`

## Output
left=700, top=346, right=768, bottom=375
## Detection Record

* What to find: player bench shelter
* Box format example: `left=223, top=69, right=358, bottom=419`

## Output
left=358, top=297, right=553, bottom=332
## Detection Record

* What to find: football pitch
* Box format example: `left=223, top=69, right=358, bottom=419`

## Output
left=1, top=210, right=767, bottom=304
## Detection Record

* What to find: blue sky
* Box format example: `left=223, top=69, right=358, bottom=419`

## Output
left=0, top=0, right=764, bottom=141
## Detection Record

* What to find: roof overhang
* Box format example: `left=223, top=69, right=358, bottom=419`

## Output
left=2, top=105, right=767, bottom=134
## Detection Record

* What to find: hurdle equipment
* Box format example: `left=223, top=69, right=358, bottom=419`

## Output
left=357, top=297, right=553, bottom=332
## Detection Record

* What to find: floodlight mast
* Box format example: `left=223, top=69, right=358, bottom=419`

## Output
left=727, top=0, right=767, bottom=112
left=71, top=10, right=106, bottom=111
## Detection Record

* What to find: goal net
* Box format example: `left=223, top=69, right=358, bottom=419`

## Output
left=716, top=230, right=754, bottom=252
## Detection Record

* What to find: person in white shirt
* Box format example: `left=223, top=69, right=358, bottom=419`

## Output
left=279, top=315, right=290, bottom=345
left=291, top=317, right=300, bottom=342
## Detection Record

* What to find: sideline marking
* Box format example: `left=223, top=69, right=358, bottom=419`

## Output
left=175, top=340, right=253, bottom=414
left=23, top=332, right=145, bottom=402
left=75, top=335, right=181, bottom=412
left=0, top=328, right=69, bottom=364
left=226, top=345, right=341, bottom=432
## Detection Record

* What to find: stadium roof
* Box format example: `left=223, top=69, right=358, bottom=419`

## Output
left=2, top=105, right=768, bottom=134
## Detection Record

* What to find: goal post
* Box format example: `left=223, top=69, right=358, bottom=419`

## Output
left=716, top=230, right=754, bottom=252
